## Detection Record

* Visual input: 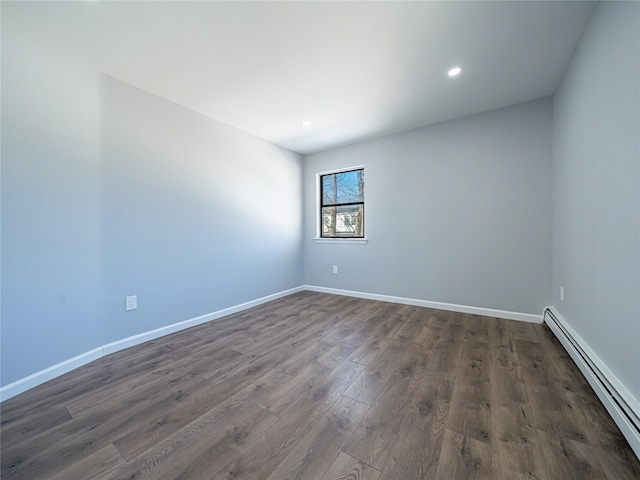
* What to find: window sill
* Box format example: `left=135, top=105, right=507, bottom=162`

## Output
left=314, top=238, right=368, bottom=245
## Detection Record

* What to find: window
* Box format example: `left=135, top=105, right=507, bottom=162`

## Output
left=320, top=168, right=364, bottom=238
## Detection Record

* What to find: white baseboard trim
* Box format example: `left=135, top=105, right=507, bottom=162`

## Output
left=0, top=286, right=304, bottom=403
left=102, top=286, right=304, bottom=356
left=544, top=307, right=640, bottom=459
left=304, top=285, right=543, bottom=323
left=0, top=347, right=104, bottom=404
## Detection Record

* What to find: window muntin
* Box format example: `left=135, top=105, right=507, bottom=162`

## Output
left=320, top=168, right=364, bottom=238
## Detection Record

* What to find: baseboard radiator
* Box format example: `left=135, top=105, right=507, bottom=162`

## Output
left=544, top=307, right=640, bottom=459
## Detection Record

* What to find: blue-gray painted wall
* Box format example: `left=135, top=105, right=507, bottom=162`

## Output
left=553, top=1, right=640, bottom=401
left=303, top=98, right=554, bottom=316
left=1, top=19, right=304, bottom=386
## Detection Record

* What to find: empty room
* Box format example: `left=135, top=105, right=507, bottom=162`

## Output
left=1, top=1, right=639, bottom=479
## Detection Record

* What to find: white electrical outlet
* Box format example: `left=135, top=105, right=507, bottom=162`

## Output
left=560, top=286, right=564, bottom=302
left=332, top=265, right=338, bottom=274
left=126, top=295, right=137, bottom=311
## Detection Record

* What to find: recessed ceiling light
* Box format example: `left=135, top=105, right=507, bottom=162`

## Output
left=448, top=67, right=462, bottom=77
left=301, top=120, right=311, bottom=127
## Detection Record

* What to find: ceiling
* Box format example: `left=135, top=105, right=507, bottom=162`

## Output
left=2, top=1, right=597, bottom=155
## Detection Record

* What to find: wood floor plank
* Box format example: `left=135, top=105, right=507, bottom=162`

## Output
left=506, top=319, right=540, bottom=343
left=3, top=292, right=639, bottom=480
left=463, top=314, right=490, bottom=343
left=105, top=403, right=278, bottom=479
left=566, top=389, right=635, bottom=448
left=424, top=308, right=451, bottom=329
left=2, top=371, right=218, bottom=478
left=490, top=363, right=530, bottom=409
left=435, top=429, right=492, bottom=479
left=487, top=317, right=520, bottom=368
left=321, top=452, right=381, bottom=480
left=342, top=341, right=426, bottom=406
left=533, top=325, right=592, bottom=394
left=385, top=370, right=454, bottom=479
left=448, top=340, right=492, bottom=444
left=393, top=307, right=428, bottom=341
left=597, top=443, right=640, bottom=480
left=208, top=308, right=344, bottom=379
left=112, top=368, right=291, bottom=460
left=321, top=301, right=384, bottom=347
left=100, top=369, right=297, bottom=478
left=204, top=326, right=319, bottom=384
left=0, top=405, right=72, bottom=448
left=364, top=303, right=413, bottom=339
left=265, top=395, right=369, bottom=480
left=455, top=339, right=491, bottom=385
left=377, top=457, right=409, bottom=480
left=345, top=338, right=388, bottom=366
left=424, top=337, right=464, bottom=374
left=342, top=361, right=432, bottom=470
left=412, top=324, right=443, bottom=350
left=0, top=345, right=174, bottom=424
left=277, top=340, right=351, bottom=377
left=536, top=428, right=607, bottom=480
left=527, top=384, right=592, bottom=445
left=491, top=364, right=548, bottom=480
left=175, top=310, right=260, bottom=343
left=240, top=312, right=299, bottom=337
left=2, top=415, right=112, bottom=479
left=264, top=357, right=364, bottom=425
left=50, top=443, right=125, bottom=480
left=202, top=361, right=365, bottom=479
left=64, top=360, right=214, bottom=419
left=490, top=363, right=547, bottom=480
left=514, top=338, right=556, bottom=387
left=154, top=405, right=279, bottom=479
left=491, top=405, right=547, bottom=480
left=515, top=338, right=595, bottom=445
left=258, top=349, right=361, bottom=417
left=229, top=313, right=314, bottom=354
left=446, top=382, right=491, bottom=445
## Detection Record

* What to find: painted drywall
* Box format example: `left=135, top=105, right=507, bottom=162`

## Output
left=1, top=19, right=304, bottom=386
left=1, top=18, right=106, bottom=386
left=99, top=77, right=303, bottom=344
left=304, top=98, right=553, bottom=315
left=553, top=1, right=640, bottom=401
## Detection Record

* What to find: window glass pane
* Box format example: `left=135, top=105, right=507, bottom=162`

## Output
left=321, top=205, right=364, bottom=237
left=322, top=170, right=364, bottom=205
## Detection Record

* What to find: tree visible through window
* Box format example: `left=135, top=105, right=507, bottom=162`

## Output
left=320, top=168, right=364, bottom=238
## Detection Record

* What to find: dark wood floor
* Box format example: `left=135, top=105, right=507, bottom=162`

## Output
left=2, top=291, right=639, bottom=479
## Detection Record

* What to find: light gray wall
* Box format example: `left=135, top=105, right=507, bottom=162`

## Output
left=304, top=98, right=553, bottom=315
left=553, top=1, right=640, bottom=401
left=99, top=77, right=303, bottom=344
left=1, top=19, right=304, bottom=386
left=1, top=17, right=105, bottom=385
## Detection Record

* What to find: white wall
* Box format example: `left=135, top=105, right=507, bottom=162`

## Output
left=304, top=98, right=553, bottom=316
left=1, top=18, right=304, bottom=387
left=553, top=1, right=640, bottom=402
